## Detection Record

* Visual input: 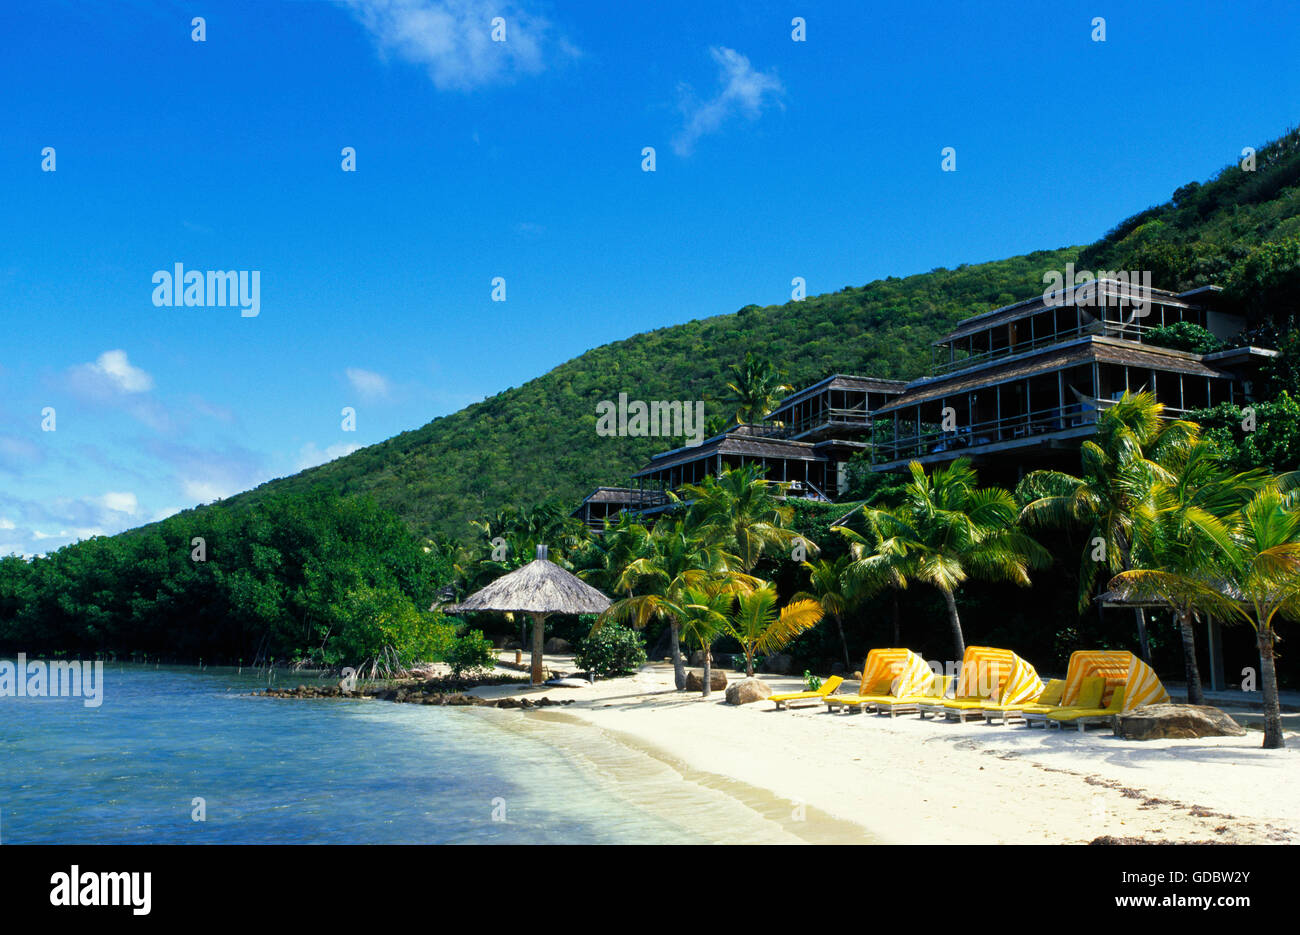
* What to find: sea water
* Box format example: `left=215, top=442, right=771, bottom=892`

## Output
left=0, top=663, right=700, bottom=844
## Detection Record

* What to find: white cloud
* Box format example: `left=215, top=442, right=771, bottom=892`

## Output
left=98, top=491, right=139, bottom=515
left=673, top=47, right=783, bottom=156
left=33, top=526, right=106, bottom=541
left=341, top=0, right=568, bottom=90
left=296, top=442, right=363, bottom=471
left=182, top=480, right=240, bottom=504
left=0, top=517, right=15, bottom=529
left=346, top=367, right=392, bottom=400
left=70, top=349, right=154, bottom=395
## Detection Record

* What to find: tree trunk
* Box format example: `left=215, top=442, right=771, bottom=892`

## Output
left=1119, top=547, right=1152, bottom=663
left=1258, top=627, right=1285, bottom=749
left=530, top=612, right=547, bottom=685
left=940, top=588, right=965, bottom=660
left=702, top=647, right=712, bottom=697
left=891, top=593, right=900, bottom=646
left=1178, top=610, right=1205, bottom=705
left=745, top=649, right=755, bottom=678
left=1133, top=608, right=1152, bottom=664
left=669, top=621, right=686, bottom=690
left=833, top=613, right=850, bottom=672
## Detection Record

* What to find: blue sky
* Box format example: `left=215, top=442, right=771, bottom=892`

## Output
left=2, top=0, right=1298, bottom=555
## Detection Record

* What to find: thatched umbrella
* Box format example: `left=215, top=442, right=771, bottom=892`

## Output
left=445, top=545, right=611, bottom=684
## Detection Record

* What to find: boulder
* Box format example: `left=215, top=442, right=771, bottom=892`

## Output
left=764, top=653, right=794, bottom=675
left=544, top=637, right=571, bottom=654
left=689, top=650, right=706, bottom=666
left=1117, top=704, right=1247, bottom=741
left=685, top=668, right=728, bottom=692
left=725, top=677, right=772, bottom=706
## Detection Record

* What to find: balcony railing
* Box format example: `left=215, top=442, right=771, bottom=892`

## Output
left=931, top=319, right=1165, bottom=376
left=776, top=406, right=873, bottom=437
left=872, top=401, right=1123, bottom=464
left=874, top=398, right=1195, bottom=464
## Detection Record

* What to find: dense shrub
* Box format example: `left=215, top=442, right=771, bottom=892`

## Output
left=1143, top=321, right=1226, bottom=354
left=574, top=622, right=647, bottom=678
left=445, top=630, right=497, bottom=677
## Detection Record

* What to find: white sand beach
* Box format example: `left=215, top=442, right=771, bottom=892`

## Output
left=469, top=658, right=1300, bottom=845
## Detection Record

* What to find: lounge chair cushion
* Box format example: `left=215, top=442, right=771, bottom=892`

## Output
left=866, top=673, right=895, bottom=694
left=771, top=675, right=844, bottom=703
left=1038, top=679, right=1065, bottom=706
left=1105, top=684, right=1127, bottom=711
left=770, top=690, right=822, bottom=702
left=1076, top=676, right=1105, bottom=710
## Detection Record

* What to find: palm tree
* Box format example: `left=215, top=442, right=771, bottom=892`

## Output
left=599, top=519, right=758, bottom=690
left=721, top=584, right=824, bottom=678
left=577, top=512, right=653, bottom=598
left=792, top=556, right=855, bottom=671
left=722, top=352, right=792, bottom=426
left=1110, top=486, right=1300, bottom=749
left=849, top=458, right=1049, bottom=658
left=1125, top=439, right=1268, bottom=703
left=833, top=508, right=911, bottom=646
left=1018, top=391, right=1199, bottom=661
left=682, top=464, right=809, bottom=571
left=678, top=585, right=732, bottom=696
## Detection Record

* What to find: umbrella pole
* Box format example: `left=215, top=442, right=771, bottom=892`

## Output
left=531, top=612, right=548, bottom=685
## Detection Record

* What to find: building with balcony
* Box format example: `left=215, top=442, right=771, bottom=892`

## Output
left=574, top=278, right=1275, bottom=526
left=870, top=280, right=1275, bottom=474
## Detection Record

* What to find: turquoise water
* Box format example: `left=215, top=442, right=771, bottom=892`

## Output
left=0, top=663, right=698, bottom=844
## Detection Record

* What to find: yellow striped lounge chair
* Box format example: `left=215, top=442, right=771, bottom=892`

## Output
left=872, top=673, right=955, bottom=717
left=1046, top=684, right=1127, bottom=732
left=1022, top=675, right=1106, bottom=728
left=769, top=675, right=844, bottom=710
left=918, top=646, right=1043, bottom=723
left=824, top=649, right=931, bottom=713
left=979, top=678, right=1066, bottom=725
left=1022, top=650, right=1170, bottom=730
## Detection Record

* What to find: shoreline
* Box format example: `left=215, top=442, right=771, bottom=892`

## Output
left=468, top=660, right=1300, bottom=845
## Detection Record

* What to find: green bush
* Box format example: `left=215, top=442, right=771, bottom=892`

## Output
left=445, top=629, right=497, bottom=677
left=574, top=622, right=647, bottom=679
left=1143, top=321, right=1225, bottom=354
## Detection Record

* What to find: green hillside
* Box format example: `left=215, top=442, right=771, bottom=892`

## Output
left=210, top=127, right=1300, bottom=543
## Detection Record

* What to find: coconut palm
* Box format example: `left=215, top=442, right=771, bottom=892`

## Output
left=577, top=512, right=653, bottom=598
left=847, top=458, right=1049, bottom=659
left=791, top=556, right=855, bottom=671
left=1125, top=439, right=1268, bottom=703
left=721, top=584, right=824, bottom=678
left=678, top=585, right=733, bottom=696
left=833, top=508, right=911, bottom=645
left=1110, top=486, right=1300, bottom=748
left=722, top=352, right=792, bottom=426
left=1018, top=391, right=1199, bottom=660
left=682, top=464, right=810, bottom=571
left=599, top=519, right=758, bottom=690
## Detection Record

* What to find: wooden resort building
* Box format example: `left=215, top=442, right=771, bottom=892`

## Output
left=869, top=280, right=1274, bottom=476
left=571, top=486, right=668, bottom=531
left=575, top=278, right=1274, bottom=525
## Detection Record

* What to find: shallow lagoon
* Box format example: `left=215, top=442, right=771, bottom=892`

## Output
left=0, top=663, right=699, bottom=844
